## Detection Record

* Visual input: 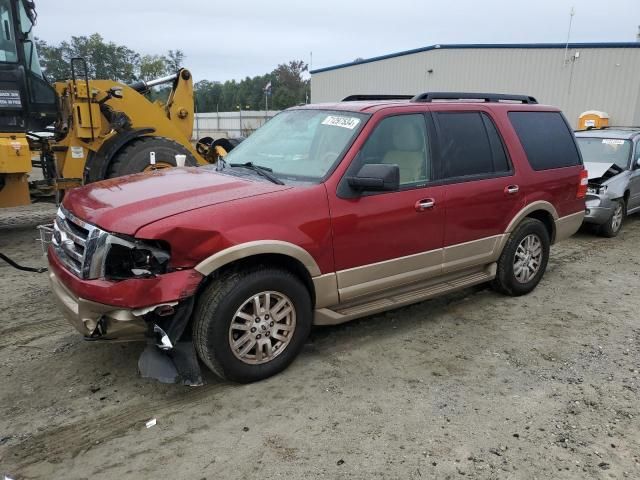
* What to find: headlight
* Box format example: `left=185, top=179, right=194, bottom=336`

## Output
left=587, top=185, right=607, bottom=195
left=103, top=235, right=170, bottom=280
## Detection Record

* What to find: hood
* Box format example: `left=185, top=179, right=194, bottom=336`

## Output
left=63, top=167, right=290, bottom=235
left=584, top=162, right=623, bottom=181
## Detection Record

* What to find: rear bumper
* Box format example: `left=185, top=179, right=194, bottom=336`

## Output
left=48, top=246, right=203, bottom=340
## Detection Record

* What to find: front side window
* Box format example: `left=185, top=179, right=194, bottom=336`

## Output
left=0, top=0, right=17, bottom=63
left=222, top=109, right=368, bottom=182
left=356, top=114, right=430, bottom=186
left=434, top=111, right=510, bottom=179
left=576, top=137, right=631, bottom=170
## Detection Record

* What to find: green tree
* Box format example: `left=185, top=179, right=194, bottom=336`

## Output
left=271, top=60, right=308, bottom=109
left=36, top=34, right=140, bottom=82
left=165, top=49, right=185, bottom=73
left=139, top=54, right=167, bottom=81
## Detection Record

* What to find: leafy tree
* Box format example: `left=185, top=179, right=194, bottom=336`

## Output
left=165, top=49, right=185, bottom=73
left=271, top=60, right=308, bottom=110
left=193, top=62, right=308, bottom=112
left=36, top=32, right=309, bottom=111
left=139, top=54, right=167, bottom=81
left=36, top=34, right=139, bottom=82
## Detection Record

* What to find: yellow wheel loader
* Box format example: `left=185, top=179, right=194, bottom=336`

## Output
left=0, top=0, right=233, bottom=209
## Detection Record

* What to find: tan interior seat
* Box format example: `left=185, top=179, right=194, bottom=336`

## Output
left=382, top=122, right=426, bottom=184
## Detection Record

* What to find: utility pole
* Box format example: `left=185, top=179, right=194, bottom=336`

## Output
left=309, top=51, right=313, bottom=104
left=564, top=6, right=575, bottom=65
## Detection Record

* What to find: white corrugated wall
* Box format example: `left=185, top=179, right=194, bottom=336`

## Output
left=311, top=47, right=640, bottom=127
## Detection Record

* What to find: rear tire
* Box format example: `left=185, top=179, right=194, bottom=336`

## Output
left=106, top=136, right=197, bottom=178
left=491, top=218, right=550, bottom=296
left=598, top=199, right=625, bottom=238
left=193, top=267, right=312, bottom=383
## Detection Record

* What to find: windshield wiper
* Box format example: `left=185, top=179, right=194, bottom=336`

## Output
left=229, top=162, right=284, bottom=185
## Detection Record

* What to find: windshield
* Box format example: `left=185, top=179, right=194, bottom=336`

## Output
left=576, top=137, right=632, bottom=170
left=0, top=0, right=17, bottom=62
left=223, top=109, right=368, bottom=182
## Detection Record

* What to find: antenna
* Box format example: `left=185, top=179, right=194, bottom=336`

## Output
left=564, top=6, right=575, bottom=64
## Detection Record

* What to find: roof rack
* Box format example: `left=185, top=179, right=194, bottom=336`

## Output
left=410, top=92, right=538, bottom=104
left=342, top=94, right=414, bottom=101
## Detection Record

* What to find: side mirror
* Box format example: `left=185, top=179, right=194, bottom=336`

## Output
left=347, top=163, right=400, bottom=192
left=636, top=157, right=640, bottom=168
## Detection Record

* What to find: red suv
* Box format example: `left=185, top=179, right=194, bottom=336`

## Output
left=48, top=92, right=587, bottom=384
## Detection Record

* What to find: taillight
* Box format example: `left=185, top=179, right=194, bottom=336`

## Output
left=577, top=169, right=588, bottom=199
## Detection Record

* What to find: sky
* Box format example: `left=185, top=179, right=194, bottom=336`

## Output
left=34, top=0, right=640, bottom=82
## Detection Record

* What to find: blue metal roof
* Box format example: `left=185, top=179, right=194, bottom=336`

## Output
left=310, top=42, right=640, bottom=74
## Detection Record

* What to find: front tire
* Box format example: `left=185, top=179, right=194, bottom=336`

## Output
left=599, top=199, right=625, bottom=238
left=491, top=218, right=550, bottom=296
left=193, top=267, right=312, bottom=383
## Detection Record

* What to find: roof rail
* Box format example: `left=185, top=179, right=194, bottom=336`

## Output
left=410, top=92, right=538, bottom=104
left=342, top=94, right=414, bottom=101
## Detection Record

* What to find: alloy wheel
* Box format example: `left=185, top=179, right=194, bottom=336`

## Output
left=513, top=233, right=543, bottom=284
left=611, top=203, right=624, bottom=233
left=228, top=291, right=296, bottom=365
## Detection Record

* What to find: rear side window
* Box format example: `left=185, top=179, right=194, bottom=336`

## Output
left=434, top=112, right=510, bottom=179
left=508, top=111, right=581, bottom=170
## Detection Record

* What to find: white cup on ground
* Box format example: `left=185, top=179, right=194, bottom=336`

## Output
left=175, top=154, right=186, bottom=167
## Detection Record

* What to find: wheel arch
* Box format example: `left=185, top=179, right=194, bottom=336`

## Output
left=505, top=201, right=558, bottom=243
left=194, top=241, right=327, bottom=307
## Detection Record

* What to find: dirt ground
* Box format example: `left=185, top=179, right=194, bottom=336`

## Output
left=0, top=206, right=639, bottom=480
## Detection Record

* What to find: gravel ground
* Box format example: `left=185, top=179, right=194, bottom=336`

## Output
left=0, top=207, right=639, bottom=479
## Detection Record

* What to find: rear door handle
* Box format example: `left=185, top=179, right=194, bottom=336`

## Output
left=505, top=185, right=519, bottom=195
left=415, top=198, right=435, bottom=211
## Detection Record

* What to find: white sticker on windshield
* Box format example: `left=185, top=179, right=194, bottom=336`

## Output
left=322, top=115, right=360, bottom=130
left=602, top=139, right=624, bottom=145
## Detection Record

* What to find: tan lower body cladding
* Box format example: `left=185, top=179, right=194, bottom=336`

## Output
left=311, top=211, right=584, bottom=326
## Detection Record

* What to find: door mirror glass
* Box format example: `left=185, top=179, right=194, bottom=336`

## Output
left=347, top=163, right=400, bottom=192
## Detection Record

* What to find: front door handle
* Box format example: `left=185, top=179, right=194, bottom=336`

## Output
left=505, top=185, right=519, bottom=195
left=415, top=198, right=435, bottom=211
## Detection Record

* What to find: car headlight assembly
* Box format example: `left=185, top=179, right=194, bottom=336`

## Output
left=103, top=235, right=171, bottom=280
left=587, top=185, right=607, bottom=195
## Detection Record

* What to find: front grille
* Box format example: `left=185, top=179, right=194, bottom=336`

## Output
left=52, top=207, right=104, bottom=278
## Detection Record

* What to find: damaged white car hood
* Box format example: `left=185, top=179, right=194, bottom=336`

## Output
left=584, top=162, right=618, bottom=180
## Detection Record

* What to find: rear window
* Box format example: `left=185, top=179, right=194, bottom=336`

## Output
left=508, top=111, right=582, bottom=170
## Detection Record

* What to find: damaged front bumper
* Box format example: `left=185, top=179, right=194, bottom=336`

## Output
left=48, top=248, right=205, bottom=385
left=584, top=194, right=615, bottom=225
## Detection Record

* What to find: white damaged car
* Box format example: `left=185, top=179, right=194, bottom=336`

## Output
left=575, top=128, right=640, bottom=237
